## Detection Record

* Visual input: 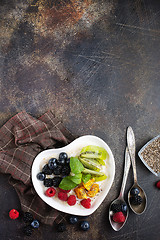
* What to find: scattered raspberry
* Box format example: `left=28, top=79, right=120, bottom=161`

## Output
left=9, top=209, right=19, bottom=220
left=59, top=188, right=71, bottom=193
left=80, top=198, right=91, bottom=209
left=156, top=180, right=160, bottom=189
left=45, top=187, right=56, bottom=197
left=112, top=211, right=126, bottom=223
left=67, top=195, right=76, bottom=206
left=58, top=192, right=68, bottom=201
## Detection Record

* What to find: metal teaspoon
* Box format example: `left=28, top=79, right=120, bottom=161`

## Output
left=127, top=126, right=147, bottom=215
left=109, top=147, right=131, bottom=231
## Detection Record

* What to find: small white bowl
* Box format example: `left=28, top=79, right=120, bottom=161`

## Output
left=138, top=135, right=160, bottom=177
left=31, top=135, right=115, bottom=216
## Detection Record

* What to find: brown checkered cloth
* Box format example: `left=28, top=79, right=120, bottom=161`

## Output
left=0, top=111, right=75, bottom=225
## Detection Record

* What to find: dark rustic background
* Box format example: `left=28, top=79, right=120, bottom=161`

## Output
left=0, top=0, right=160, bottom=239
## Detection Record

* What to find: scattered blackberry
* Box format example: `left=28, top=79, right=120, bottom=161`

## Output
left=52, top=177, right=62, bottom=187
left=44, top=178, right=53, bottom=187
left=37, top=172, right=46, bottom=181
left=61, top=165, right=70, bottom=176
left=130, top=195, right=143, bottom=205
left=53, top=165, right=62, bottom=175
left=42, top=164, right=52, bottom=175
left=111, top=203, right=122, bottom=213
left=48, top=158, right=58, bottom=170
left=23, top=225, right=33, bottom=236
left=57, top=222, right=66, bottom=232
left=23, top=212, right=34, bottom=223
left=130, top=187, right=140, bottom=196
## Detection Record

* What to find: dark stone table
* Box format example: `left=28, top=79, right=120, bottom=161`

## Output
left=0, top=0, right=160, bottom=239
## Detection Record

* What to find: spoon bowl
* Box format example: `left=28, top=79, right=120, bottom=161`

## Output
left=128, top=183, right=147, bottom=215
left=127, top=126, right=147, bottom=215
left=109, top=147, right=131, bottom=231
left=109, top=196, right=129, bottom=231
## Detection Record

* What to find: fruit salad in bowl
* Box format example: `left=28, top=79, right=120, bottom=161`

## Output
left=31, top=135, right=115, bottom=216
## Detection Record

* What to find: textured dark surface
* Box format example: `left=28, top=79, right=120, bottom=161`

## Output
left=0, top=0, right=160, bottom=239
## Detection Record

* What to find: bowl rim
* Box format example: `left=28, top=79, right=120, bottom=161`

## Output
left=31, top=135, right=115, bottom=216
left=138, top=134, right=160, bottom=177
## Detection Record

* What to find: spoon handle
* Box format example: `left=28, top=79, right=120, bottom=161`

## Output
left=120, top=147, right=131, bottom=197
left=127, top=126, right=137, bottom=183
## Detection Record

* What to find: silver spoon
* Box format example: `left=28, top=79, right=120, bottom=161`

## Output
left=109, top=147, right=131, bottom=231
left=127, top=126, right=147, bottom=215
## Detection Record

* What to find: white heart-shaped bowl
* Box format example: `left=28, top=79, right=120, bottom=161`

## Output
left=31, top=135, right=115, bottom=216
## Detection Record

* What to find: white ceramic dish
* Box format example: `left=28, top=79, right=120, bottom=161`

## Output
left=31, top=135, right=115, bottom=216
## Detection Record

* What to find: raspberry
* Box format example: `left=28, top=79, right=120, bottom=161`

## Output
left=156, top=180, right=160, bottom=189
left=112, top=212, right=126, bottom=223
left=45, top=187, right=56, bottom=197
left=59, top=188, right=71, bottom=193
left=58, top=192, right=68, bottom=201
left=67, top=195, right=76, bottom=206
left=9, top=209, right=19, bottom=219
left=80, top=198, right=91, bottom=209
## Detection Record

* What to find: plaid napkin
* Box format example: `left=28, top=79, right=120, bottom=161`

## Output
left=0, top=111, right=75, bottom=225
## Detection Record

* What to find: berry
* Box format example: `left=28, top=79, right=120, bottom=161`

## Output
left=130, top=195, right=142, bottom=205
left=68, top=215, right=78, bottom=224
left=58, top=192, right=68, bottom=201
left=66, top=158, right=70, bottom=165
left=45, top=187, right=56, bottom=197
left=42, top=164, right=52, bottom=175
left=156, top=180, right=160, bottom=189
left=61, top=165, right=71, bottom=176
left=48, top=158, right=58, bottom=170
left=44, top=178, right=53, bottom=187
left=57, top=222, right=66, bottom=232
left=58, top=152, right=68, bottom=165
left=9, top=209, right=19, bottom=220
left=130, top=187, right=140, bottom=196
left=121, top=203, right=128, bottom=214
left=67, top=195, right=76, bottom=206
left=23, top=212, right=34, bottom=223
left=80, top=198, right=91, bottom=209
left=59, top=188, right=71, bottom=193
left=111, top=203, right=122, bottom=213
left=80, top=221, right=90, bottom=231
left=53, top=165, right=62, bottom=175
left=23, top=225, right=33, bottom=236
left=31, top=219, right=40, bottom=228
left=112, top=212, right=126, bottom=223
left=37, top=172, right=46, bottom=181
left=53, top=177, right=62, bottom=187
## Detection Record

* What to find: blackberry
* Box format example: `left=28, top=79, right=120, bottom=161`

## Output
left=42, top=164, right=52, bottom=175
left=44, top=178, right=53, bottom=187
left=23, top=212, right=34, bottom=223
left=111, top=203, right=122, bottom=213
left=37, top=172, right=46, bottom=181
left=53, top=165, right=62, bottom=175
left=57, top=222, right=66, bottom=232
left=48, top=158, right=58, bottom=170
left=130, top=187, right=140, bottom=196
left=61, top=165, right=70, bottom=176
left=130, top=195, right=142, bottom=205
left=52, top=177, right=62, bottom=187
left=23, top=225, right=33, bottom=236
left=66, top=158, right=70, bottom=165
